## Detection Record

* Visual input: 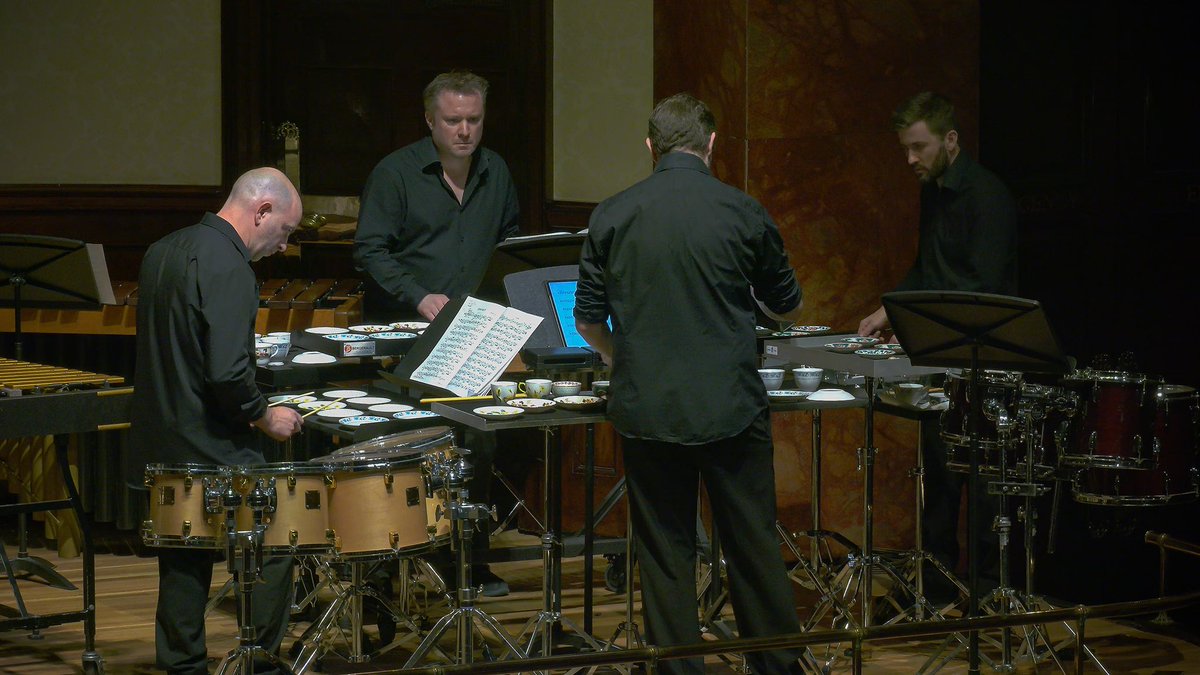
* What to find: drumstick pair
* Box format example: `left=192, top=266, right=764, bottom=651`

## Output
left=299, top=396, right=348, bottom=418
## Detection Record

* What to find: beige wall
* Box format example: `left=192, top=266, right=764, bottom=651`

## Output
left=552, top=0, right=653, bottom=203
left=0, top=1, right=221, bottom=185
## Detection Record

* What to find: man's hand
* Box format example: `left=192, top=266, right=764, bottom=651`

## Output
left=417, top=293, right=450, bottom=321
left=252, top=406, right=303, bottom=441
left=858, top=306, right=889, bottom=338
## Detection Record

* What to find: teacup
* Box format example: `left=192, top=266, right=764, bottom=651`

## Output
left=792, top=366, right=823, bottom=392
left=592, top=380, right=610, bottom=397
left=551, top=380, right=582, bottom=397
left=522, top=378, right=553, bottom=399
left=490, top=380, right=519, bottom=404
left=894, top=382, right=927, bottom=406
left=267, top=331, right=292, bottom=346
left=758, top=368, right=785, bottom=391
left=254, top=341, right=273, bottom=366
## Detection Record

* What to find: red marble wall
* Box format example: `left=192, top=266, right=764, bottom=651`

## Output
left=655, top=0, right=980, bottom=550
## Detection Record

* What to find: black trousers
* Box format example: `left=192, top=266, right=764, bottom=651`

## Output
left=921, top=420, right=1001, bottom=590
left=622, top=412, right=803, bottom=675
left=156, top=548, right=293, bottom=675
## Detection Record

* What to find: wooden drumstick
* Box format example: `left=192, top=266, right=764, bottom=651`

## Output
left=299, top=397, right=347, bottom=418
left=268, top=391, right=314, bottom=407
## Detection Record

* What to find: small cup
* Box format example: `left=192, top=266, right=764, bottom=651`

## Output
left=254, top=341, right=273, bottom=366
left=267, top=331, right=292, bottom=347
left=490, top=380, right=519, bottom=404
left=591, top=380, right=610, bottom=397
left=522, top=378, right=553, bottom=399
left=551, top=380, right=582, bottom=397
left=757, top=368, right=785, bottom=391
left=895, top=382, right=927, bottom=406
left=792, top=366, right=823, bottom=392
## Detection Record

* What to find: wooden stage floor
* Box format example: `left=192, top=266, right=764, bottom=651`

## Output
left=3, top=528, right=1200, bottom=674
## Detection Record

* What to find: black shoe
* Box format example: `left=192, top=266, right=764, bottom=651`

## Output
left=474, top=565, right=510, bottom=597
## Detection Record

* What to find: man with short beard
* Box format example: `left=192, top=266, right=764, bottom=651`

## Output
left=858, top=91, right=1018, bottom=602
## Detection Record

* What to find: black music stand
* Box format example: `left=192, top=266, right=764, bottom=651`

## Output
left=882, top=291, right=1068, bottom=675
left=0, top=234, right=116, bottom=360
left=475, top=232, right=585, bottom=304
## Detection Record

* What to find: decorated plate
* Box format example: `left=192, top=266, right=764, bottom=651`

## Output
left=808, top=388, right=856, bottom=402
left=767, top=390, right=812, bottom=399
left=393, top=410, right=440, bottom=420
left=389, top=321, right=430, bottom=332
left=338, top=415, right=390, bottom=426
left=323, top=333, right=368, bottom=342
left=508, top=398, right=557, bottom=413
left=268, top=394, right=316, bottom=404
left=878, top=343, right=904, bottom=353
left=292, top=351, right=337, bottom=364
left=372, top=331, right=418, bottom=340
left=855, top=348, right=897, bottom=359
left=300, top=400, right=347, bottom=411
left=552, top=395, right=606, bottom=411
left=369, top=403, right=413, bottom=413
left=322, top=389, right=368, bottom=399
left=824, top=342, right=859, bottom=353
left=315, top=407, right=360, bottom=418
left=472, top=405, right=525, bottom=419
left=845, top=336, right=881, bottom=345
left=304, top=326, right=344, bottom=335
left=347, top=396, right=390, bottom=405
left=348, top=324, right=392, bottom=333
left=793, top=325, right=832, bottom=333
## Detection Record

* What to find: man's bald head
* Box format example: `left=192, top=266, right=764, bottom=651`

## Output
left=220, top=167, right=302, bottom=261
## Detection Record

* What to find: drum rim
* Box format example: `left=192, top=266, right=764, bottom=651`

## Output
left=144, top=463, right=233, bottom=475
left=236, top=462, right=329, bottom=475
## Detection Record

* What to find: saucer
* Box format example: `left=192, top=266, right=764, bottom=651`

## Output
left=553, top=395, right=605, bottom=411
left=767, top=390, right=813, bottom=399
left=845, top=336, right=881, bottom=345
left=372, top=331, right=417, bottom=340
left=323, top=333, right=367, bottom=342
left=389, top=321, right=430, bottom=332
left=300, top=400, right=347, bottom=411
left=322, top=389, right=368, bottom=399
left=508, top=398, right=557, bottom=413
left=347, top=396, right=390, bottom=405
left=268, top=394, right=316, bottom=404
left=338, top=415, right=390, bottom=426
left=824, top=342, right=859, bottom=353
left=473, top=405, right=525, bottom=419
left=304, top=326, right=344, bottom=335
left=878, top=343, right=904, bottom=353
left=393, top=410, right=439, bottom=420
left=348, top=324, right=391, bottom=333
left=855, top=348, right=897, bottom=359
left=315, top=407, right=360, bottom=418
left=808, top=388, right=856, bottom=401
left=292, top=351, right=337, bottom=364
left=793, top=325, right=832, bottom=333
left=369, top=403, right=413, bottom=413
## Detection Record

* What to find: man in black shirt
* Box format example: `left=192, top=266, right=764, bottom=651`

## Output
left=354, top=70, right=520, bottom=322
left=354, top=70, right=514, bottom=598
left=859, top=92, right=1018, bottom=599
left=127, top=167, right=304, bottom=675
left=576, top=93, right=806, bottom=674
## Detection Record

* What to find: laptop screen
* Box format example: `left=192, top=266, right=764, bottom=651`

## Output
left=545, top=279, right=610, bottom=348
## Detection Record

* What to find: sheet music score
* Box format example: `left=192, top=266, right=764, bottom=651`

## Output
left=409, top=296, right=542, bottom=396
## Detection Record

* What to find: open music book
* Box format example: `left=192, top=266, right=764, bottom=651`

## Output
left=393, top=296, right=543, bottom=397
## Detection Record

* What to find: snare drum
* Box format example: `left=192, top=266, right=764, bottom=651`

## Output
left=143, top=464, right=232, bottom=548
left=941, top=370, right=1023, bottom=449
left=1060, top=370, right=1159, bottom=468
left=234, top=463, right=331, bottom=553
left=325, top=448, right=434, bottom=559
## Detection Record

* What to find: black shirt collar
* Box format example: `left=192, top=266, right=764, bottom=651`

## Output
left=939, top=151, right=974, bottom=192
left=654, top=150, right=713, bottom=176
left=417, top=136, right=489, bottom=177
left=200, top=212, right=251, bottom=263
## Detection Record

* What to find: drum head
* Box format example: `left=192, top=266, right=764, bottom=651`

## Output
left=312, top=426, right=454, bottom=463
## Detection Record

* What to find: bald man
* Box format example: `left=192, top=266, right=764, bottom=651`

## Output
left=127, top=167, right=304, bottom=675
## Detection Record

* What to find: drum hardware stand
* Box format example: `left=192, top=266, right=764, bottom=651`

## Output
left=517, top=427, right=605, bottom=664
left=215, top=480, right=295, bottom=675
left=404, top=451, right=530, bottom=670
left=491, top=466, right=544, bottom=534
left=592, top=493, right=642, bottom=675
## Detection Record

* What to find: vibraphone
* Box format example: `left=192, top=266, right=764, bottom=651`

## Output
left=0, top=357, right=132, bottom=673
left=0, top=278, right=365, bottom=336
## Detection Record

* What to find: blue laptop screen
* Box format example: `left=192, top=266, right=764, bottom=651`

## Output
left=545, top=279, right=610, bottom=348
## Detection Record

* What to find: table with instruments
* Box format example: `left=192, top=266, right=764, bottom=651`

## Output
left=0, top=357, right=132, bottom=674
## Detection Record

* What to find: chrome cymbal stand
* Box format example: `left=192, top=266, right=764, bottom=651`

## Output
left=404, top=451, right=529, bottom=669
left=215, top=480, right=295, bottom=675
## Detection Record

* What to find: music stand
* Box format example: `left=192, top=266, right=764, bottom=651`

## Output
left=883, top=291, right=1068, bottom=674
left=0, top=234, right=116, bottom=360
left=475, top=232, right=585, bottom=304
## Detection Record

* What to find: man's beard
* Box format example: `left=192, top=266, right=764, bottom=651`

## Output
left=919, top=145, right=951, bottom=184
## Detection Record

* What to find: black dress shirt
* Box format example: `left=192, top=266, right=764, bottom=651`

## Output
left=575, top=152, right=802, bottom=444
left=125, top=213, right=267, bottom=486
left=895, top=152, right=1018, bottom=295
left=354, top=137, right=520, bottom=319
